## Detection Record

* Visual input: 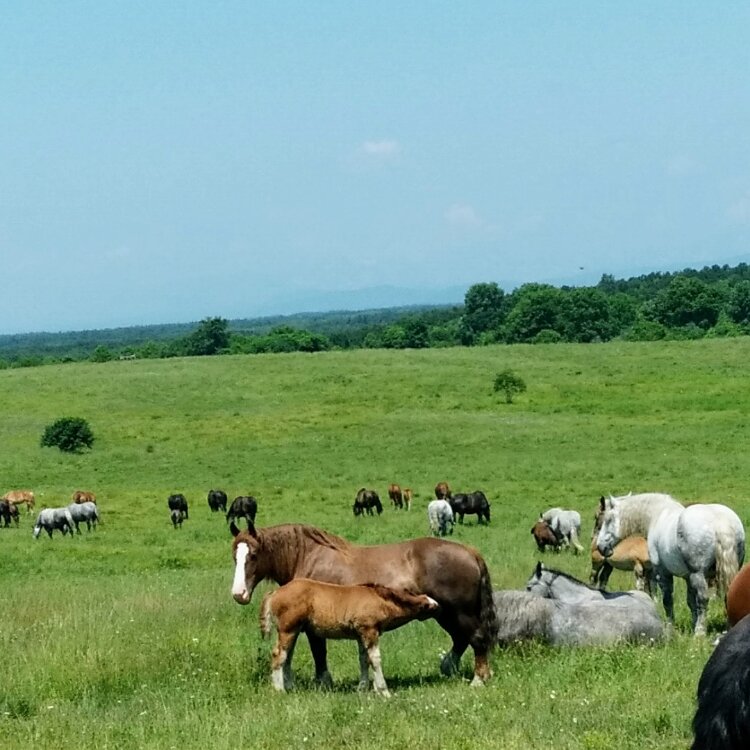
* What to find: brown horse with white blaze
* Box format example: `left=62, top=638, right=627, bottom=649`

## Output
left=230, top=521, right=497, bottom=686
left=260, top=579, right=439, bottom=696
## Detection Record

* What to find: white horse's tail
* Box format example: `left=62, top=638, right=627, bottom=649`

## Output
left=259, top=592, right=275, bottom=639
left=715, top=521, right=743, bottom=598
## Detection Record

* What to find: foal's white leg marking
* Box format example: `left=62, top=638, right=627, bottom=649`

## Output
left=231, top=543, right=249, bottom=602
left=271, top=650, right=287, bottom=692
left=368, top=644, right=390, bottom=697
left=357, top=641, right=370, bottom=691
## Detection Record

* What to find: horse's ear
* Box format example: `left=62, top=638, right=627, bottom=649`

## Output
left=535, top=561, right=543, bottom=577
left=247, top=521, right=258, bottom=538
left=599, top=496, right=606, bottom=511
left=230, top=521, right=241, bottom=537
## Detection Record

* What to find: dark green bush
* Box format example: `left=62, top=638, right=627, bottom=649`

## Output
left=40, top=417, right=95, bottom=453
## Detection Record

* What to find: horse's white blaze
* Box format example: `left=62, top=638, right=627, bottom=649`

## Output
left=232, top=542, right=250, bottom=602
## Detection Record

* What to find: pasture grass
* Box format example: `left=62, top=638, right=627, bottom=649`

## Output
left=1, top=339, right=749, bottom=748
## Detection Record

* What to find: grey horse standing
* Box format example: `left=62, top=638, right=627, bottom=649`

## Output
left=67, top=501, right=99, bottom=533
left=427, top=499, right=454, bottom=537
left=541, top=508, right=584, bottom=554
left=33, top=508, right=75, bottom=539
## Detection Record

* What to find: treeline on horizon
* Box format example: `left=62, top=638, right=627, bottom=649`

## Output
left=3, top=262, right=750, bottom=368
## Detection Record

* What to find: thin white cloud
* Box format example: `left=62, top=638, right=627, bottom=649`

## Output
left=361, top=139, right=400, bottom=157
left=666, top=154, right=698, bottom=176
left=727, top=192, right=750, bottom=224
left=445, top=203, right=482, bottom=229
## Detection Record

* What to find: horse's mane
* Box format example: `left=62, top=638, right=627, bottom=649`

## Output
left=612, top=492, right=683, bottom=538
left=293, top=524, right=351, bottom=552
left=542, top=566, right=600, bottom=591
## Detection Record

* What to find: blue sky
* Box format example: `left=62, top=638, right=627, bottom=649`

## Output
left=2, top=2, right=749, bottom=334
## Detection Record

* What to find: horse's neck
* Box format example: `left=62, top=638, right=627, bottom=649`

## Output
left=620, top=494, right=681, bottom=538
left=258, top=527, right=302, bottom=585
left=551, top=575, right=593, bottom=601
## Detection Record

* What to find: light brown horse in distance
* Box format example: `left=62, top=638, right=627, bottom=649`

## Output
left=2, top=490, right=35, bottom=513
left=260, top=579, right=439, bottom=696
left=402, top=488, right=413, bottom=511
left=72, top=490, right=96, bottom=504
left=230, top=522, right=497, bottom=686
left=591, top=501, right=655, bottom=594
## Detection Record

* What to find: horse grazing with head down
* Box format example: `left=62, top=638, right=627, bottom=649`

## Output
left=387, top=484, right=403, bottom=510
left=531, top=519, right=562, bottom=553
left=0, top=499, right=19, bottom=528
left=596, top=493, right=745, bottom=636
left=260, top=578, right=439, bottom=696
left=353, top=488, right=382, bottom=517
left=3, top=490, right=35, bottom=513
left=230, top=521, right=497, bottom=686
left=72, top=490, right=96, bottom=504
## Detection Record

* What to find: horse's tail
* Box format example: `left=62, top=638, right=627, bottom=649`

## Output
left=474, top=551, right=499, bottom=651
left=715, top=520, right=743, bottom=598
left=259, top=591, right=275, bottom=639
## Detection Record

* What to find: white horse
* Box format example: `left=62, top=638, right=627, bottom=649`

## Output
left=427, top=499, right=454, bottom=537
left=541, top=508, right=584, bottom=554
left=596, top=493, right=745, bottom=636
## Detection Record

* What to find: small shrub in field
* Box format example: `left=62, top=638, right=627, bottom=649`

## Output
left=40, top=417, right=95, bottom=453
left=493, top=369, right=526, bottom=404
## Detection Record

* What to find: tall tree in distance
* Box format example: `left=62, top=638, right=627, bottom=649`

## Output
left=460, top=282, right=506, bottom=344
left=182, top=317, right=231, bottom=356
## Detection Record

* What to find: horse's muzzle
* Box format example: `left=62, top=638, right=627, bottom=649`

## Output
left=232, top=590, right=251, bottom=605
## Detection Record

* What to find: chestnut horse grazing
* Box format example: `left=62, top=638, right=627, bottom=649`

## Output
left=260, top=579, right=439, bottom=696
left=387, top=483, right=403, bottom=510
left=531, top=519, right=561, bottom=553
left=231, top=522, right=497, bottom=686
left=434, top=482, right=451, bottom=500
left=72, top=490, right=96, bottom=504
left=726, top=563, right=750, bottom=627
left=3, top=490, right=35, bottom=513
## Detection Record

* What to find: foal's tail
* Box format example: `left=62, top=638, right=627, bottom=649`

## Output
left=259, top=592, right=275, bottom=639
left=715, top=521, right=743, bottom=598
left=474, top=552, right=499, bottom=651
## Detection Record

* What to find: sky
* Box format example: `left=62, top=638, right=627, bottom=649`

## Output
left=2, top=2, right=749, bottom=334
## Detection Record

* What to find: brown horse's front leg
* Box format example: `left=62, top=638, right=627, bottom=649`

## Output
left=306, top=631, right=333, bottom=689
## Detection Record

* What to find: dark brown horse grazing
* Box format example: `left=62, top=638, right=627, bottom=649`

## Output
left=387, top=483, right=403, bottom=510
left=726, top=563, right=750, bottom=627
left=230, top=522, right=497, bottom=686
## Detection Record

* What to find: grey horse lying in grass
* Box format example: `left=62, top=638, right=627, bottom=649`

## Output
left=494, top=566, right=665, bottom=647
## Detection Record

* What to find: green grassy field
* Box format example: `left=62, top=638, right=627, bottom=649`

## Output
left=2, top=339, right=749, bottom=749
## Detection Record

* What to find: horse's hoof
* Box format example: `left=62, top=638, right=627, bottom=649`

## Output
left=469, top=675, right=486, bottom=688
left=316, top=672, right=334, bottom=690
left=440, top=652, right=460, bottom=676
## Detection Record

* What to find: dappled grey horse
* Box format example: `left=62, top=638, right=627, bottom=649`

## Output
left=541, top=508, right=584, bottom=553
left=596, top=493, right=745, bottom=636
left=525, top=562, right=662, bottom=615
left=33, top=508, right=75, bottom=539
left=67, top=501, right=99, bottom=533
left=427, top=499, right=454, bottom=537
left=493, top=588, right=664, bottom=646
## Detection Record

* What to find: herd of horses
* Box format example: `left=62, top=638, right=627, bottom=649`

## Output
left=5, top=480, right=750, bottom=746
